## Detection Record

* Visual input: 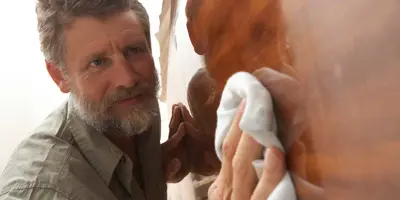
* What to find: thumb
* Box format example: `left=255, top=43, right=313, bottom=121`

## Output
left=169, top=105, right=183, bottom=137
left=165, top=158, right=182, bottom=181
left=253, top=67, right=302, bottom=117
left=253, top=67, right=307, bottom=148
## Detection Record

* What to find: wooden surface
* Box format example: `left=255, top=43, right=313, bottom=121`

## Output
left=188, top=0, right=400, bottom=199
left=282, top=0, right=400, bottom=199
left=190, top=0, right=296, bottom=90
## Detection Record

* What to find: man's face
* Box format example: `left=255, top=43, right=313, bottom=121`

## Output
left=56, top=10, right=159, bottom=135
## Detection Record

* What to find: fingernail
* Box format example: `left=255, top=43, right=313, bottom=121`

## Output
left=265, top=148, right=279, bottom=172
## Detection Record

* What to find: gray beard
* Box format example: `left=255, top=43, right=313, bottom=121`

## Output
left=67, top=74, right=160, bottom=136
left=70, top=95, right=158, bottom=136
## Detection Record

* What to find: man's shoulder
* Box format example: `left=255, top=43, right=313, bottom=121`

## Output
left=0, top=131, right=108, bottom=199
left=0, top=102, right=70, bottom=180
left=0, top=133, right=68, bottom=198
left=0, top=103, right=107, bottom=199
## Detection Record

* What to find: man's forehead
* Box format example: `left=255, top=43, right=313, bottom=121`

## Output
left=64, top=11, right=146, bottom=62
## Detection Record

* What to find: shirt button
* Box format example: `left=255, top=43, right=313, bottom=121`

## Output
left=120, top=156, right=126, bottom=164
left=111, top=146, right=119, bottom=154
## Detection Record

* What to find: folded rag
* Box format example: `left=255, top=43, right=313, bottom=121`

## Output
left=215, top=71, right=296, bottom=200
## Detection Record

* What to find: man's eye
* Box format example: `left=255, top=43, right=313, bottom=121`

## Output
left=89, top=58, right=108, bottom=67
left=127, top=46, right=145, bottom=54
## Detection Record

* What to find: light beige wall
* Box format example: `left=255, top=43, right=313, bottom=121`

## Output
left=163, top=1, right=205, bottom=199
left=149, top=0, right=204, bottom=199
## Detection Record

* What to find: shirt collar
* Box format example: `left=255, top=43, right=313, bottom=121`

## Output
left=65, top=98, right=123, bottom=186
left=65, top=97, right=167, bottom=199
left=116, top=154, right=134, bottom=195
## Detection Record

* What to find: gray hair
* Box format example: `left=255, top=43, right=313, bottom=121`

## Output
left=36, top=0, right=151, bottom=67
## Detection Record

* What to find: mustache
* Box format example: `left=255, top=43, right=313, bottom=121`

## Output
left=102, top=82, right=157, bottom=108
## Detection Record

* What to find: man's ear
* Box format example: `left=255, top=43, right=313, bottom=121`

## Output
left=46, top=61, right=70, bottom=93
left=186, top=20, right=206, bottom=55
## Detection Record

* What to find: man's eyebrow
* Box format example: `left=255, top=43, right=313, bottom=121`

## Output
left=121, top=40, right=149, bottom=53
left=124, top=40, right=147, bottom=48
left=80, top=50, right=108, bottom=65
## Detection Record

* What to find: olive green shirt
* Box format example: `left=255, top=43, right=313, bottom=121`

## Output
left=0, top=98, right=167, bottom=200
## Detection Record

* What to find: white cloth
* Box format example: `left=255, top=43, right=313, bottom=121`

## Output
left=215, top=72, right=297, bottom=200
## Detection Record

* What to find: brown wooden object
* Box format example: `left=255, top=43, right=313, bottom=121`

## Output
left=188, top=0, right=400, bottom=199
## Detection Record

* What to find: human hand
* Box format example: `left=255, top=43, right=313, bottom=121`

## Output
left=253, top=68, right=325, bottom=199
left=161, top=104, right=189, bottom=183
left=253, top=67, right=305, bottom=149
left=208, top=102, right=286, bottom=200
left=186, top=68, right=223, bottom=175
left=179, top=103, right=221, bottom=175
left=161, top=102, right=221, bottom=183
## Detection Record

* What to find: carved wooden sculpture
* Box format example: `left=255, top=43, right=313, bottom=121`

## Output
left=187, top=0, right=296, bottom=90
left=187, top=0, right=400, bottom=199
left=186, top=68, right=222, bottom=175
left=185, top=0, right=297, bottom=177
left=281, top=0, right=400, bottom=199
left=185, top=0, right=297, bottom=176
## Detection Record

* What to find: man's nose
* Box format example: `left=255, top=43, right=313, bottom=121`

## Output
left=111, top=54, right=139, bottom=88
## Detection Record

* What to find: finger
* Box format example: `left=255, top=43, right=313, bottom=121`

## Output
left=183, top=121, right=206, bottom=141
left=171, top=103, right=179, bottom=118
left=207, top=178, right=220, bottom=200
left=219, top=101, right=246, bottom=194
left=251, top=147, right=285, bottom=200
left=253, top=68, right=301, bottom=116
left=222, top=101, right=246, bottom=161
left=291, top=174, right=325, bottom=200
left=179, top=103, right=197, bottom=125
left=162, top=122, right=186, bottom=152
left=208, top=174, right=225, bottom=200
left=169, top=105, right=183, bottom=137
left=253, top=68, right=306, bottom=148
left=172, top=103, right=178, bottom=111
left=231, top=134, right=263, bottom=200
left=165, top=158, right=182, bottom=181
left=280, top=63, right=299, bottom=80
left=184, top=121, right=221, bottom=175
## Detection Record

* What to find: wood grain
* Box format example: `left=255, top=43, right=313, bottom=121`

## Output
left=282, top=0, right=400, bottom=199
left=187, top=0, right=400, bottom=198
